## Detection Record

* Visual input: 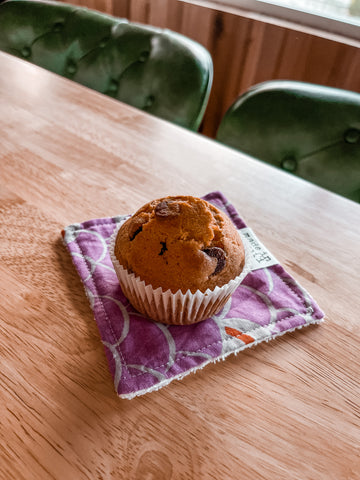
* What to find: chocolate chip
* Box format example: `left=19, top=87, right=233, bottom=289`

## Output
left=128, top=218, right=146, bottom=241
left=203, top=247, right=226, bottom=275
left=159, top=241, right=167, bottom=256
left=129, top=225, right=142, bottom=241
left=155, top=201, right=180, bottom=218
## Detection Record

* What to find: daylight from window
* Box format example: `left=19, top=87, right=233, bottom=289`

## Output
left=219, top=0, right=360, bottom=38
left=261, top=0, right=360, bottom=23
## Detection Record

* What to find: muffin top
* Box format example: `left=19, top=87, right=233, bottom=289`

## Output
left=114, top=196, right=245, bottom=294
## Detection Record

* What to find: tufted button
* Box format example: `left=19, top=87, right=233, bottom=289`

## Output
left=99, top=37, right=110, bottom=48
left=281, top=156, right=297, bottom=172
left=52, top=22, right=64, bottom=33
left=66, top=61, right=77, bottom=75
left=139, top=50, right=150, bottom=62
left=344, top=128, right=360, bottom=144
left=108, top=79, right=119, bottom=93
left=21, top=46, right=31, bottom=58
left=144, top=95, right=155, bottom=109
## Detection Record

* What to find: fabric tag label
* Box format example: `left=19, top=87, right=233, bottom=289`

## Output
left=239, top=227, right=278, bottom=271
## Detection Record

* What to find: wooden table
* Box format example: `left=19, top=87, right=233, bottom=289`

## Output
left=1, top=51, right=359, bottom=480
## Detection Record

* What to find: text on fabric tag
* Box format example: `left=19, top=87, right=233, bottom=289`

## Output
left=239, top=227, right=278, bottom=271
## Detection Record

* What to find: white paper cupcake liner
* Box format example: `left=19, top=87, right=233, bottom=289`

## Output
left=109, top=220, right=252, bottom=325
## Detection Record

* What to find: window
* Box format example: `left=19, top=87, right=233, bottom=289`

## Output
left=214, top=0, right=360, bottom=39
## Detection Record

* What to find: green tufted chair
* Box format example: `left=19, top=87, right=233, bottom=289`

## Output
left=217, top=80, right=360, bottom=202
left=0, top=0, right=213, bottom=130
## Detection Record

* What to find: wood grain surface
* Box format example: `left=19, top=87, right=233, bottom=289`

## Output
left=0, top=51, right=359, bottom=480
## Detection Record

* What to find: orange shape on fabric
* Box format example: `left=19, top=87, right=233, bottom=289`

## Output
left=225, top=326, right=255, bottom=344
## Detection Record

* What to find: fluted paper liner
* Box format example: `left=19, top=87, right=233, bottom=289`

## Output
left=109, top=220, right=252, bottom=325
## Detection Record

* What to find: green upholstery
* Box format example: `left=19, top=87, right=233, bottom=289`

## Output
left=0, top=0, right=213, bottom=130
left=217, top=80, right=360, bottom=202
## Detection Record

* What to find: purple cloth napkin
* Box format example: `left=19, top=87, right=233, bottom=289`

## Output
left=62, top=191, right=324, bottom=399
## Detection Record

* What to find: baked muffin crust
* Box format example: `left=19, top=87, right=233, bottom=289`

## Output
left=114, top=196, right=245, bottom=294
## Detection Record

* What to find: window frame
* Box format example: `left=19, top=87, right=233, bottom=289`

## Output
left=210, top=0, right=360, bottom=40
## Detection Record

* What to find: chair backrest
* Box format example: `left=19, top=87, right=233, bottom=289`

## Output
left=0, top=0, right=213, bottom=130
left=216, top=80, right=360, bottom=202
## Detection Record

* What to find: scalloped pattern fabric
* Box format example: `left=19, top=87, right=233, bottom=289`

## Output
left=62, top=192, right=324, bottom=399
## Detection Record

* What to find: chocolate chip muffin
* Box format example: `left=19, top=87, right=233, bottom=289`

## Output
left=114, top=196, right=245, bottom=294
left=110, top=195, right=248, bottom=324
